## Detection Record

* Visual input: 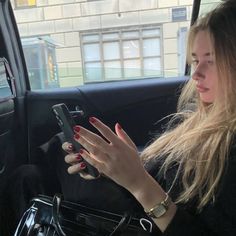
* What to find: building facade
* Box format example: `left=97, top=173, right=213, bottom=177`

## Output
left=11, top=0, right=193, bottom=88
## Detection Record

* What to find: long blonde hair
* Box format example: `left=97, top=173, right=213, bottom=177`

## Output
left=141, top=0, right=236, bottom=210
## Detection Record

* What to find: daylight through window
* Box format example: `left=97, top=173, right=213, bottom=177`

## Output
left=81, top=27, right=162, bottom=82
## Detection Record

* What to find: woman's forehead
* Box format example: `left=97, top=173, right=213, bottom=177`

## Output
left=191, top=31, right=214, bottom=56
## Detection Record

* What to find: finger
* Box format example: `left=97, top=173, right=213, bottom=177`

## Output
left=78, top=150, right=103, bottom=180
left=74, top=133, right=111, bottom=160
left=79, top=172, right=97, bottom=180
left=74, top=126, right=111, bottom=153
left=115, top=123, right=137, bottom=151
left=67, top=162, right=86, bottom=174
left=64, top=153, right=83, bottom=164
left=66, top=155, right=97, bottom=180
left=88, top=117, right=120, bottom=145
left=67, top=162, right=96, bottom=180
left=80, top=148, right=106, bottom=172
left=62, top=142, right=74, bottom=153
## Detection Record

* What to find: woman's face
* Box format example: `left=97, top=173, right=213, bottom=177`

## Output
left=191, top=30, right=219, bottom=103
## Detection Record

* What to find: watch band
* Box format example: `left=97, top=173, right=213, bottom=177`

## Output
left=145, top=193, right=172, bottom=219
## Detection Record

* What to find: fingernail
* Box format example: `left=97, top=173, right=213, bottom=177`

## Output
left=80, top=162, right=86, bottom=168
left=89, top=117, right=96, bottom=124
left=79, top=149, right=83, bottom=154
left=117, top=123, right=122, bottom=130
left=76, top=154, right=82, bottom=161
left=74, top=134, right=80, bottom=140
left=68, top=144, right=73, bottom=150
left=73, top=125, right=80, bottom=132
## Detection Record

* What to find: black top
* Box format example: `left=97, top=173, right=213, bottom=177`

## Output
left=145, top=144, right=236, bottom=236
left=42, top=133, right=236, bottom=236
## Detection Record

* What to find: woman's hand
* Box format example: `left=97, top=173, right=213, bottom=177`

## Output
left=63, top=118, right=177, bottom=232
left=72, top=117, right=148, bottom=192
left=62, top=141, right=96, bottom=180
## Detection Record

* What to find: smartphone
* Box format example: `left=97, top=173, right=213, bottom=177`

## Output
left=52, top=103, right=99, bottom=177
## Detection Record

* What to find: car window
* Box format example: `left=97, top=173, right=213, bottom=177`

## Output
left=199, top=0, right=222, bottom=16
left=10, top=0, right=219, bottom=90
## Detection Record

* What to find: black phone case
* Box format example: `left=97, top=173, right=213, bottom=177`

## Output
left=52, top=103, right=99, bottom=177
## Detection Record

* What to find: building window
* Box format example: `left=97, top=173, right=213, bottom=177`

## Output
left=15, top=0, right=36, bottom=8
left=178, top=27, right=188, bottom=75
left=81, top=27, right=162, bottom=83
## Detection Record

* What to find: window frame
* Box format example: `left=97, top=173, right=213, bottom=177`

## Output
left=80, top=25, right=163, bottom=83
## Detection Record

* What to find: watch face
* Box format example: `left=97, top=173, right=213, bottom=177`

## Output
left=152, top=204, right=167, bottom=218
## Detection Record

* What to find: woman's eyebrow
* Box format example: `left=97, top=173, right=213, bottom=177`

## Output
left=191, top=52, right=213, bottom=57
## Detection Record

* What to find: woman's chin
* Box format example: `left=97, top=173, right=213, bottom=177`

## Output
left=200, top=95, right=214, bottom=104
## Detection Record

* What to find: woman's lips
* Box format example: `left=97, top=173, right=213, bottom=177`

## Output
left=196, top=84, right=209, bottom=93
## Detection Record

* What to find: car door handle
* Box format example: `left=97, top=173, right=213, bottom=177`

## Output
left=69, top=106, right=85, bottom=117
left=70, top=110, right=84, bottom=116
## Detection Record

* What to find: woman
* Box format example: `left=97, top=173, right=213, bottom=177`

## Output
left=63, top=0, right=236, bottom=235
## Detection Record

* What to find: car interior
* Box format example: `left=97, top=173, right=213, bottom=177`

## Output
left=0, top=0, right=224, bottom=235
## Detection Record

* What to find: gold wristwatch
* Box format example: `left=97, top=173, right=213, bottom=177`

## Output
left=145, top=193, right=172, bottom=219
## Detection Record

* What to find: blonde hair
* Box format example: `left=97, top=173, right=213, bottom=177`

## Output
left=141, top=1, right=236, bottom=210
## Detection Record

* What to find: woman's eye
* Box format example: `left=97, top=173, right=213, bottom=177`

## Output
left=191, top=60, right=199, bottom=66
left=207, top=60, right=214, bottom=65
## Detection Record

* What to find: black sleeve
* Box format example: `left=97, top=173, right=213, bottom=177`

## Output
left=161, top=152, right=236, bottom=236
left=163, top=208, right=214, bottom=236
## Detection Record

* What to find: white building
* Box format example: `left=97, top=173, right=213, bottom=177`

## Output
left=11, top=0, right=193, bottom=88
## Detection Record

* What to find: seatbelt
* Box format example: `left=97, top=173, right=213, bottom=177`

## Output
left=2, top=57, right=16, bottom=97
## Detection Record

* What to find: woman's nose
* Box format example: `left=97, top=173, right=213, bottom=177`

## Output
left=192, top=70, right=205, bottom=81
left=192, top=64, right=206, bottom=81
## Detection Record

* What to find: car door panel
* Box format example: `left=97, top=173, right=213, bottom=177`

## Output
left=26, top=77, right=187, bottom=161
left=0, top=98, right=14, bottom=175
